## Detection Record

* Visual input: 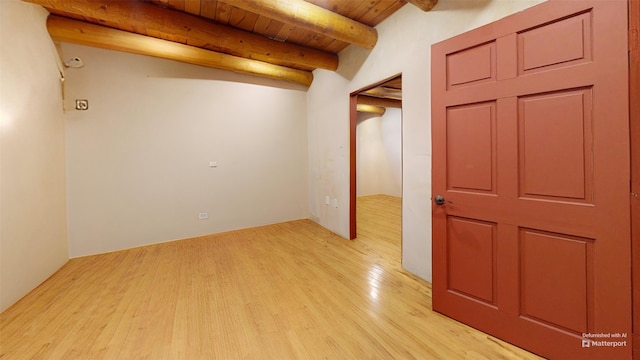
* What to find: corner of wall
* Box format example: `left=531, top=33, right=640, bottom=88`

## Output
left=1, top=0, right=69, bottom=312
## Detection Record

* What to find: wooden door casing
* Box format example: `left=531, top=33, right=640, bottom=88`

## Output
left=631, top=0, right=640, bottom=358
left=431, top=1, right=631, bottom=359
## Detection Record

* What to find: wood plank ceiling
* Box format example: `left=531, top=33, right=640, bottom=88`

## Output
left=23, top=0, right=437, bottom=86
left=357, top=75, right=402, bottom=114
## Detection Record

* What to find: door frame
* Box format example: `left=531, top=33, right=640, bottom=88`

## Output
left=630, top=0, right=639, bottom=357
left=349, top=74, right=403, bottom=239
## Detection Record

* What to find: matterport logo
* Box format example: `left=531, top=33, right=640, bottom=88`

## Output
left=581, top=332, right=628, bottom=348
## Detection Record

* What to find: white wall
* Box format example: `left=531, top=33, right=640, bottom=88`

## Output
left=0, top=0, right=68, bottom=311
left=307, top=0, right=546, bottom=281
left=357, top=108, right=402, bottom=197
left=0, top=0, right=548, bottom=312
left=61, top=43, right=309, bottom=257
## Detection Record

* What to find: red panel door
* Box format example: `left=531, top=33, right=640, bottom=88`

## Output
left=431, top=1, right=631, bottom=359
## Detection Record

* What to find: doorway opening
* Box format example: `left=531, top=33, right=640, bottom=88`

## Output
left=349, top=74, right=403, bottom=257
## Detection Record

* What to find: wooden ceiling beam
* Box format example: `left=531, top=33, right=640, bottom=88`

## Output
left=47, top=16, right=313, bottom=86
left=225, top=0, right=378, bottom=49
left=357, top=95, right=402, bottom=108
left=23, top=0, right=338, bottom=71
left=357, top=104, right=386, bottom=115
left=362, top=87, right=402, bottom=100
left=407, top=0, right=438, bottom=12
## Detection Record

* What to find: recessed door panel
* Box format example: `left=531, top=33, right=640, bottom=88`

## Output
left=518, top=88, right=593, bottom=202
left=447, top=217, right=496, bottom=305
left=518, top=11, right=592, bottom=74
left=447, top=42, right=496, bottom=89
left=519, top=228, right=592, bottom=335
left=446, top=102, right=496, bottom=193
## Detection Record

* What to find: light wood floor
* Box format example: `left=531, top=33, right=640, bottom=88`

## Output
left=0, top=195, right=541, bottom=359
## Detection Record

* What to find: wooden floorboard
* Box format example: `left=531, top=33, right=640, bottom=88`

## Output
left=0, top=195, right=541, bottom=359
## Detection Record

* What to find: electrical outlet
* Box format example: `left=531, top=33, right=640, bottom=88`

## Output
left=332, top=198, right=338, bottom=208
left=198, top=212, right=208, bottom=220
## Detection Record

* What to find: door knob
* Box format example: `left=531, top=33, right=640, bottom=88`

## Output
left=434, top=195, right=446, bottom=205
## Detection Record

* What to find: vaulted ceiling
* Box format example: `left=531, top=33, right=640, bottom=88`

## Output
left=23, top=0, right=437, bottom=86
